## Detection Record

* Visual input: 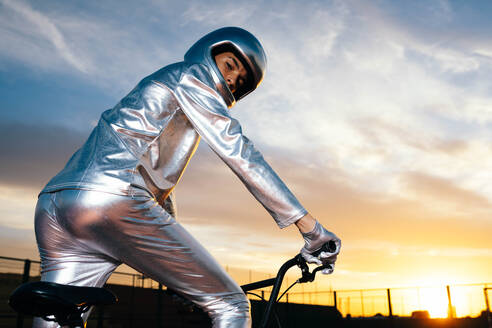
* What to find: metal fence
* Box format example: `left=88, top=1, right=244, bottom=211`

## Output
left=1, top=255, right=491, bottom=322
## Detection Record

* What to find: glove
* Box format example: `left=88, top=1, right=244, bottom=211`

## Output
left=300, top=220, right=341, bottom=274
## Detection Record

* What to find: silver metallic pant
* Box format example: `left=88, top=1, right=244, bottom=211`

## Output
left=33, top=189, right=250, bottom=327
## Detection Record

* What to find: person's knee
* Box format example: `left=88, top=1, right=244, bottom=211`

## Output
left=207, top=292, right=251, bottom=327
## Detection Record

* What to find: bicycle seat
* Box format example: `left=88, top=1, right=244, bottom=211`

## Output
left=9, top=281, right=117, bottom=318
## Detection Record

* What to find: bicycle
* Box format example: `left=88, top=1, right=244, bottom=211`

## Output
left=9, top=241, right=335, bottom=328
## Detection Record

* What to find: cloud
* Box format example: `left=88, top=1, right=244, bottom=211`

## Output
left=345, top=240, right=492, bottom=258
left=181, top=1, right=260, bottom=26
left=0, top=0, right=88, bottom=72
left=177, top=142, right=492, bottom=250
left=0, top=225, right=38, bottom=259
left=0, top=185, right=38, bottom=230
left=0, top=122, right=86, bottom=189
left=0, top=0, right=175, bottom=94
left=400, top=171, right=491, bottom=215
left=474, top=48, right=492, bottom=59
left=351, top=117, right=470, bottom=155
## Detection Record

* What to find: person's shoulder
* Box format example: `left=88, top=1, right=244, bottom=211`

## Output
left=141, top=61, right=191, bottom=89
left=180, top=63, right=221, bottom=95
left=150, top=62, right=216, bottom=93
left=184, top=62, right=213, bottom=79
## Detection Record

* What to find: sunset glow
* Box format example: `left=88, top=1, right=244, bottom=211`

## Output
left=419, top=288, right=449, bottom=318
left=1, top=0, right=491, bottom=319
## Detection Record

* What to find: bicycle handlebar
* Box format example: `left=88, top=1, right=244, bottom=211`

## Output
left=241, top=241, right=334, bottom=328
left=241, top=241, right=333, bottom=291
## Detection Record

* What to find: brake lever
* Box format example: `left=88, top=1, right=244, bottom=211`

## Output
left=312, top=264, right=333, bottom=275
left=297, top=261, right=333, bottom=283
left=296, top=255, right=315, bottom=283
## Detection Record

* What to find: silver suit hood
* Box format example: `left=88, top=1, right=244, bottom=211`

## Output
left=184, top=27, right=267, bottom=107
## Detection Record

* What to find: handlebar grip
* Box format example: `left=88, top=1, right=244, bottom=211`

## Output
left=311, top=240, right=337, bottom=257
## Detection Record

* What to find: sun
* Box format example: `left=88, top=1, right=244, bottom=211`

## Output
left=419, top=287, right=449, bottom=318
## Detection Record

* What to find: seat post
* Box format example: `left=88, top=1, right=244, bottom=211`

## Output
left=58, top=311, right=85, bottom=328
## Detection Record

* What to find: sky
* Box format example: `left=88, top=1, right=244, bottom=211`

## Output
left=0, top=0, right=491, bottom=311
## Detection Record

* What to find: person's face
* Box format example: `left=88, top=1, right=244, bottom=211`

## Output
left=214, top=51, right=248, bottom=95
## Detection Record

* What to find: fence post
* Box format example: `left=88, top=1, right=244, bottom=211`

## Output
left=360, top=290, right=365, bottom=317
left=22, top=259, right=31, bottom=283
left=387, top=288, right=393, bottom=317
left=347, top=296, right=350, bottom=316
left=446, top=285, right=454, bottom=318
left=484, top=287, right=491, bottom=328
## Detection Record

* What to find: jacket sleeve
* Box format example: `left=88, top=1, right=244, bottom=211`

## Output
left=173, top=64, right=307, bottom=228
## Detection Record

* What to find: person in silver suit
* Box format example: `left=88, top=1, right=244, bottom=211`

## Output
left=33, top=27, right=341, bottom=328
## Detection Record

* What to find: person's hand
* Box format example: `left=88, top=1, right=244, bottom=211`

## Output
left=300, top=220, right=341, bottom=274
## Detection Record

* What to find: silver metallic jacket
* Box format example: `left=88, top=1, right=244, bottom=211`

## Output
left=42, top=56, right=306, bottom=230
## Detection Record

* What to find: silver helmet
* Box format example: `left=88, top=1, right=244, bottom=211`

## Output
left=184, top=27, right=267, bottom=107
